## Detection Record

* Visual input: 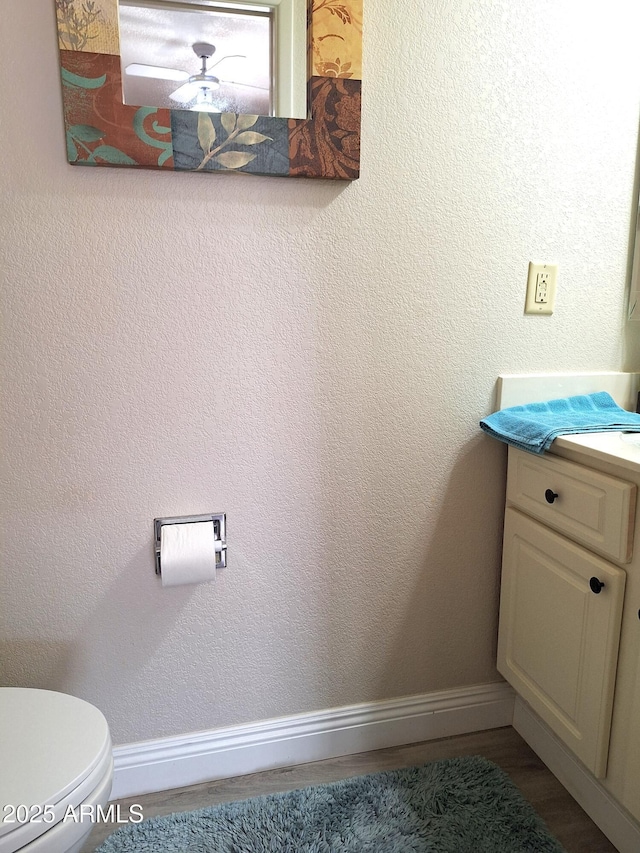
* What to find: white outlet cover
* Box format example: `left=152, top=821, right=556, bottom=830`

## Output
left=525, top=262, right=557, bottom=315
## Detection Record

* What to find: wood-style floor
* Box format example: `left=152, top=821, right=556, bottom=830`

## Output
left=82, top=726, right=618, bottom=852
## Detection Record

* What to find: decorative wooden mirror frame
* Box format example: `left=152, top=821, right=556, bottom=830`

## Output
left=54, top=0, right=362, bottom=180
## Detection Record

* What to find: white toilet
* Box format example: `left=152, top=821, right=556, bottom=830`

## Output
left=0, top=688, right=113, bottom=853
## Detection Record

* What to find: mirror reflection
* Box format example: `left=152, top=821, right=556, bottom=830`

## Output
left=118, top=0, right=308, bottom=119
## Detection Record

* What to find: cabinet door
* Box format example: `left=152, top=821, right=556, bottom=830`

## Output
left=498, top=508, right=625, bottom=777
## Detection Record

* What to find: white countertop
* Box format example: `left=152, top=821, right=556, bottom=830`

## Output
left=495, top=372, right=640, bottom=474
left=553, top=432, right=640, bottom=474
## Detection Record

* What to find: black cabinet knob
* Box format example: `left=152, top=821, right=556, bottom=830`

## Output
left=545, top=489, right=559, bottom=504
left=589, top=577, right=605, bottom=594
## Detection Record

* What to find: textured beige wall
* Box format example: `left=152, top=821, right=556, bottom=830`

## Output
left=1, top=1, right=639, bottom=745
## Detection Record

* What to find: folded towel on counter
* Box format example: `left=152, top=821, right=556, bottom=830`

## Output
left=479, top=391, right=640, bottom=454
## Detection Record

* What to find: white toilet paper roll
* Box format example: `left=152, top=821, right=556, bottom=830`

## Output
left=160, top=521, right=217, bottom=587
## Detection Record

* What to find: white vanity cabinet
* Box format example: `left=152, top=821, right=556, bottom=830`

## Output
left=498, top=444, right=640, bottom=823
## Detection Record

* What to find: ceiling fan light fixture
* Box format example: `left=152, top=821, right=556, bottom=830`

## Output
left=196, top=74, right=220, bottom=91
left=192, top=86, right=217, bottom=111
left=170, top=73, right=221, bottom=103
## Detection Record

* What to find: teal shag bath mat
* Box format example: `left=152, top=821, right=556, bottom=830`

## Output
left=97, top=755, right=566, bottom=852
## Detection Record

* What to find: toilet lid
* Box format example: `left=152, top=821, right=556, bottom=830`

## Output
left=0, top=689, right=111, bottom=843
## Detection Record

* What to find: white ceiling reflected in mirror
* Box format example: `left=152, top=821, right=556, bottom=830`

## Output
left=118, top=0, right=307, bottom=119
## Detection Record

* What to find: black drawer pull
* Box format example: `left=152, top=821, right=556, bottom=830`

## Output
left=589, top=577, right=605, bottom=594
left=544, top=489, right=559, bottom=504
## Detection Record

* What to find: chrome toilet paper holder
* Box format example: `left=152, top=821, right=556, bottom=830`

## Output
left=154, top=513, right=227, bottom=576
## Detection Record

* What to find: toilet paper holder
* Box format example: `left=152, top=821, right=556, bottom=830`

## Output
left=154, top=513, right=227, bottom=576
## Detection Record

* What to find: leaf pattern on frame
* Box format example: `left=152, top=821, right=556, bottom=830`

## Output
left=195, top=114, right=272, bottom=171
left=65, top=124, right=137, bottom=165
left=55, top=0, right=119, bottom=55
left=311, top=0, right=362, bottom=80
left=289, top=77, right=360, bottom=180
left=171, top=111, right=290, bottom=176
left=315, top=59, right=353, bottom=79
left=61, top=69, right=137, bottom=164
left=56, top=0, right=102, bottom=50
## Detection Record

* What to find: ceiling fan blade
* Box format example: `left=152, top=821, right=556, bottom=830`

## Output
left=209, top=54, right=246, bottom=70
left=125, top=63, right=189, bottom=83
left=169, top=81, right=201, bottom=102
left=219, top=80, right=270, bottom=91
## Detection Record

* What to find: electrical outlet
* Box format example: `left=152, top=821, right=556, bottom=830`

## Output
left=525, top=262, right=557, bottom=315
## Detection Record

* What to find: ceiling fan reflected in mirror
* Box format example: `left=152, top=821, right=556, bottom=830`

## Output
left=125, top=42, right=269, bottom=112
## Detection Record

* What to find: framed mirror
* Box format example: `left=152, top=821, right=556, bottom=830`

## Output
left=54, top=0, right=362, bottom=179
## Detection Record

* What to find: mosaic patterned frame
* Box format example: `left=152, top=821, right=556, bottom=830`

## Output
left=54, top=0, right=362, bottom=180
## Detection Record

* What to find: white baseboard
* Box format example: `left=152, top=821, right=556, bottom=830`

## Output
left=513, top=697, right=640, bottom=853
left=111, top=682, right=515, bottom=799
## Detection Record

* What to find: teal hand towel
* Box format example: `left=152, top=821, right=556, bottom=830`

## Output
left=479, top=391, right=640, bottom=454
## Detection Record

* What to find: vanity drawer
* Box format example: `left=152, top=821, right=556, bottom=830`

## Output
left=506, top=447, right=636, bottom=563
